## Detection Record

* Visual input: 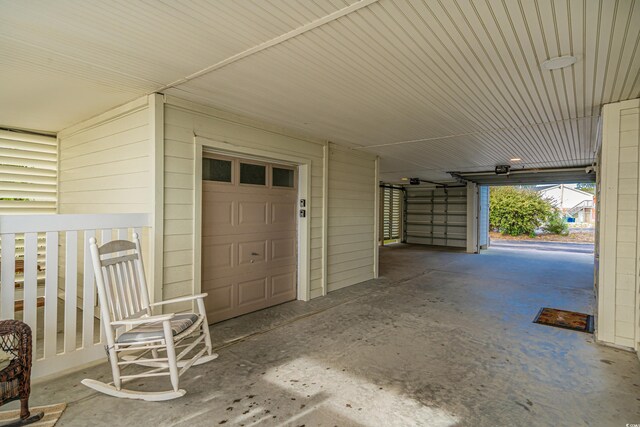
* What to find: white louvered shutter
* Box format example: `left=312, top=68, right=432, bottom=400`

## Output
left=0, top=130, right=57, bottom=214
left=382, top=187, right=402, bottom=241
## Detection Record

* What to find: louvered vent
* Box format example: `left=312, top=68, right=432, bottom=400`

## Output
left=0, top=130, right=57, bottom=215
left=382, top=187, right=402, bottom=242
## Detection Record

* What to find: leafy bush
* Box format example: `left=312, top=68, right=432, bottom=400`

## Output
left=543, top=210, right=569, bottom=235
left=489, top=187, right=555, bottom=236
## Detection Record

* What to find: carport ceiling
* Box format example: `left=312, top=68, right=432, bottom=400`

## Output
left=2, top=0, right=639, bottom=182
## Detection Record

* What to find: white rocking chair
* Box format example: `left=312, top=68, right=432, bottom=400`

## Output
left=81, top=233, right=218, bottom=401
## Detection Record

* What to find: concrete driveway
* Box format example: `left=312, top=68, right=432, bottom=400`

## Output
left=489, top=239, right=595, bottom=254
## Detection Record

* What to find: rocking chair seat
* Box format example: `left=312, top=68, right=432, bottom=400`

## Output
left=117, top=313, right=200, bottom=344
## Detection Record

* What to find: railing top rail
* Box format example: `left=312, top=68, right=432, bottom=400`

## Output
left=0, top=213, right=151, bottom=234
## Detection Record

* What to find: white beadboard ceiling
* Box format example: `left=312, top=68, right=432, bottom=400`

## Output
left=1, top=0, right=639, bottom=182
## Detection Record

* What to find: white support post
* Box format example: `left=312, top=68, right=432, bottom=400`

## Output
left=373, top=157, right=380, bottom=278
left=466, top=182, right=479, bottom=254
left=321, top=143, right=329, bottom=296
left=150, top=93, right=165, bottom=306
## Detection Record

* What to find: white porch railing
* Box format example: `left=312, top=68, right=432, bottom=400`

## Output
left=0, top=213, right=151, bottom=378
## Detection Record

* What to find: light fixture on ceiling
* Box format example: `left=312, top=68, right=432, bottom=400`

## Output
left=510, top=158, right=522, bottom=162
left=541, top=55, right=577, bottom=70
left=400, top=177, right=409, bottom=181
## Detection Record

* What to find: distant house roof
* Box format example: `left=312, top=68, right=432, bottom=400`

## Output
left=537, top=184, right=594, bottom=197
left=534, top=184, right=556, bottom=191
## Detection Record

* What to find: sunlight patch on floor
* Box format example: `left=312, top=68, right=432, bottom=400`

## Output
left=263, top=357, right=459, bottom=427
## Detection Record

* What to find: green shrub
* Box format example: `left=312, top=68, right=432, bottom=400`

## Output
left=543, top=210, right=569, bottom=235
left=489, top=186, right=554, bottom=236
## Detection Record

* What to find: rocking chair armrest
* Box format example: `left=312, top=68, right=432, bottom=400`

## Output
left=111, top=314, right=175, bottom=326
left=149, top=293, right=208, bottom=307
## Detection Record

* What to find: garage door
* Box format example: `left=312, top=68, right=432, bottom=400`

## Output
left=405, top=186, right=467, bottom=248
left=201, top=154, right=298, bottom=323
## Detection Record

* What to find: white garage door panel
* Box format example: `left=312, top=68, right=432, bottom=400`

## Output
left=405, top=186, right=467, bottom=248
left=202, top=155, right=297, bottom=323
left=202, top=264, right=296, bottom=322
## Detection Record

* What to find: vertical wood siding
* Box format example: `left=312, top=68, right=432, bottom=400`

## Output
left=326, top=145, right=376, bottom=292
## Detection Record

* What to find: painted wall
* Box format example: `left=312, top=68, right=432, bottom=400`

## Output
left=56, top=95, right=156, bottom=296
left=161, top=96, right=377, bottom=307
left=57, top=96, right=152, bottom=214
left=327, top=144, right=377, bottom=292
left=55, top=94, right=378, bottom=311
left=598, top=98, right=640, bottom=352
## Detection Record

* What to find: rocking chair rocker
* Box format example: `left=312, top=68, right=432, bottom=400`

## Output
left=81, top=233, right=217, bottom=401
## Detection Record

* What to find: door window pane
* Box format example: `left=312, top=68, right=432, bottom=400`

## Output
left=272, top=167, right=294, bottom=187
left=203, top=158, right=232, bottom=182
left=240, top=163, right=266, bottom=185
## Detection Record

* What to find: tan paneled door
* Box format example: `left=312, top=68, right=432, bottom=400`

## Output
left=201, top=154, right=298, bottom=323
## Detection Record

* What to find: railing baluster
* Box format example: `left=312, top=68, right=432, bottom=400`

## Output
left=23, top=232, right=38, bottom=351
left=64, top=230, right=78, bottom=353
left=0, top=234, right=16, bottom=319
left=118, top=228, right=127, bottom=241
left=82, top=230, right=95, bottom=348
left=100, top=228, right=112, bottom=343
left=44, top=231, right=58, bottom=358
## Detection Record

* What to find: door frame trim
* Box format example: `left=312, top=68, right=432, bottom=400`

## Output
left=193, top=135, right=312, bottom=301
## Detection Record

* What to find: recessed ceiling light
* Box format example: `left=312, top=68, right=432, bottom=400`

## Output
left=400, top=177, right=409, bottom=181
left=541, top=55, right=577, bottom=70
left=510, top=158, right=522, bottom=162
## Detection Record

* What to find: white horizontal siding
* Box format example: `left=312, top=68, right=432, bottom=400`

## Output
left=54, top=96, right=154, bottom=312
left=58, top=97, right=152, bottom=214
left=327, top=145, right=376, bottom=292
left=163, top=99, right=326, bottom=302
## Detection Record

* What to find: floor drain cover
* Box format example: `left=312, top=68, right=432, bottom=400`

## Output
left=533, top=307, right=594, bottom=333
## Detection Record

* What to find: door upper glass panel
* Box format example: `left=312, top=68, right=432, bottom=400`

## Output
left=240, top=163, right=266, bottom=185
left=203, top=158, right=232, bottom=182
left=272, top=167, right=294, bottom=187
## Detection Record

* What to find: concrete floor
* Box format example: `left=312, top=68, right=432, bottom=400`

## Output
left=21, top=243, right=640, bottom=426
